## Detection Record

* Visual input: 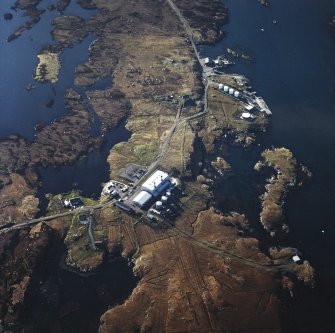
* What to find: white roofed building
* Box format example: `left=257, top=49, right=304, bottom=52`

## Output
left=141, top=170, right=170, bottom=196
left=292, top=255, right=301, bottom=263
left=133, top=191, right=152, bottom=208
left=241, top=112, right=252, bottom=119
left=204, top=57, right=212, bottom=66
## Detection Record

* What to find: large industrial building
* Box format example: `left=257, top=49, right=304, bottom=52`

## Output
left=133, top=191, right=152, bottom=208
left=131, top=170, right=171, bottom=209
left=141, top=170, right=170, bottom=197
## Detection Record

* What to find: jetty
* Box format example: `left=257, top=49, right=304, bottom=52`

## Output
left=255, top=96, right=272, bottom=115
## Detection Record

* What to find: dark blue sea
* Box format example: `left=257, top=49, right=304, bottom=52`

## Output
left=0, top=1, right=134, bottom=332
left=203, top=0, right=335, bottom=331
left=0, top=0, right=129, bottom=198
left=0, top=0, right=97, bottom=140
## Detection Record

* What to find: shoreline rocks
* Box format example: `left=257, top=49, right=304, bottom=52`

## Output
left=7, top=0, right=45, bottom=42
left=211, top=156, right=232, bottom=177
left=56, top=0, right=71, bottom=13
left=256, top=148, right=297, bottom=235
left=0, top=89, right=103, bottom=219
left=4, top=13, right=13, bottom=20
left=51, top=15, right=88, bottom=49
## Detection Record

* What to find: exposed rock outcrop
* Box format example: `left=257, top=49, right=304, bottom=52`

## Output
left=256, top=148, right=297, bottom=235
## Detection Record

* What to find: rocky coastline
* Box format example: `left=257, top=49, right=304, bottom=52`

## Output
left=7, top=0, right=45, bottom=42
left=56, top=0, right=71, bottom=13
left=0, top=0, right=315, bottom=332
left=256, top=148, right=297, bottom=236
left=0, top=223, right=56, bottom=329
left=51, top=15, right=88, bottom=50
left=6, top=0, right=76, bottom=43
left=0, top=88, right=103, bottom=226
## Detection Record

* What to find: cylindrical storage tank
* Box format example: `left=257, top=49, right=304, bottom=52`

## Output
left=218, top=84, right=224, bottom=90
left=234, top=91, right=240, bottom=98
left=224, top=85, right=229, bottom=92
left=156, top=201, right=163, bottom=210
left=161, top=196, right=168, bottom=204
left=229, top=88, right=234, bottom=95
left=166, top=191, right=171, bottom=197
left=241, top=112, right=251, bottom=119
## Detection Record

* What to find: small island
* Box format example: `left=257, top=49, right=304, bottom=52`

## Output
left=34, top=51, right=61, bottom=83
left=256, top=148, right=297, bottom=235
left=4, top=13, right=13, bottom=20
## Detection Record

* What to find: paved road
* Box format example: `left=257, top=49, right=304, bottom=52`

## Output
left=162, top=219, right=291, bottom=271
left=0, top=1, right=209, bottom=236
left=166, top=1, right=272, bottom=116
left=0, top=202, right=111, bottom=235
left=146, top=0, right=211, bottom=170
left=87, top=209, right=97, bottom=250
left=0, top=0, right=279, bottom=273
left=166, top=0, right=201, bottom=61
left=121, top=0, right=211, bottom=189
left=138, top=2, right=284, bottom=271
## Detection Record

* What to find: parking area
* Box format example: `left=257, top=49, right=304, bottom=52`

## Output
left=102, top=179, right=137, bottom=200
left=118, top=163, right=147, bottom=183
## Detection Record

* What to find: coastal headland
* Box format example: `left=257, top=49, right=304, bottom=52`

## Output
left=0, top=0, right=314, bottom=332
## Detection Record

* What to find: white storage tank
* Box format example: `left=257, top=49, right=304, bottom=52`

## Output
left=234, top=91, right=240, bottom=98
left=156, top=201, right=163, bottom=210
left=241, top=112, right=251, bottom=119
left=166, top=191, right=172, bottom=198
left=229, top=88, right=234, bottom=95
left=223, top=85, right=229, bottom=92
left=218, top=83, right=224, bottom=90
left=161, top=196, right=168, bottom=203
